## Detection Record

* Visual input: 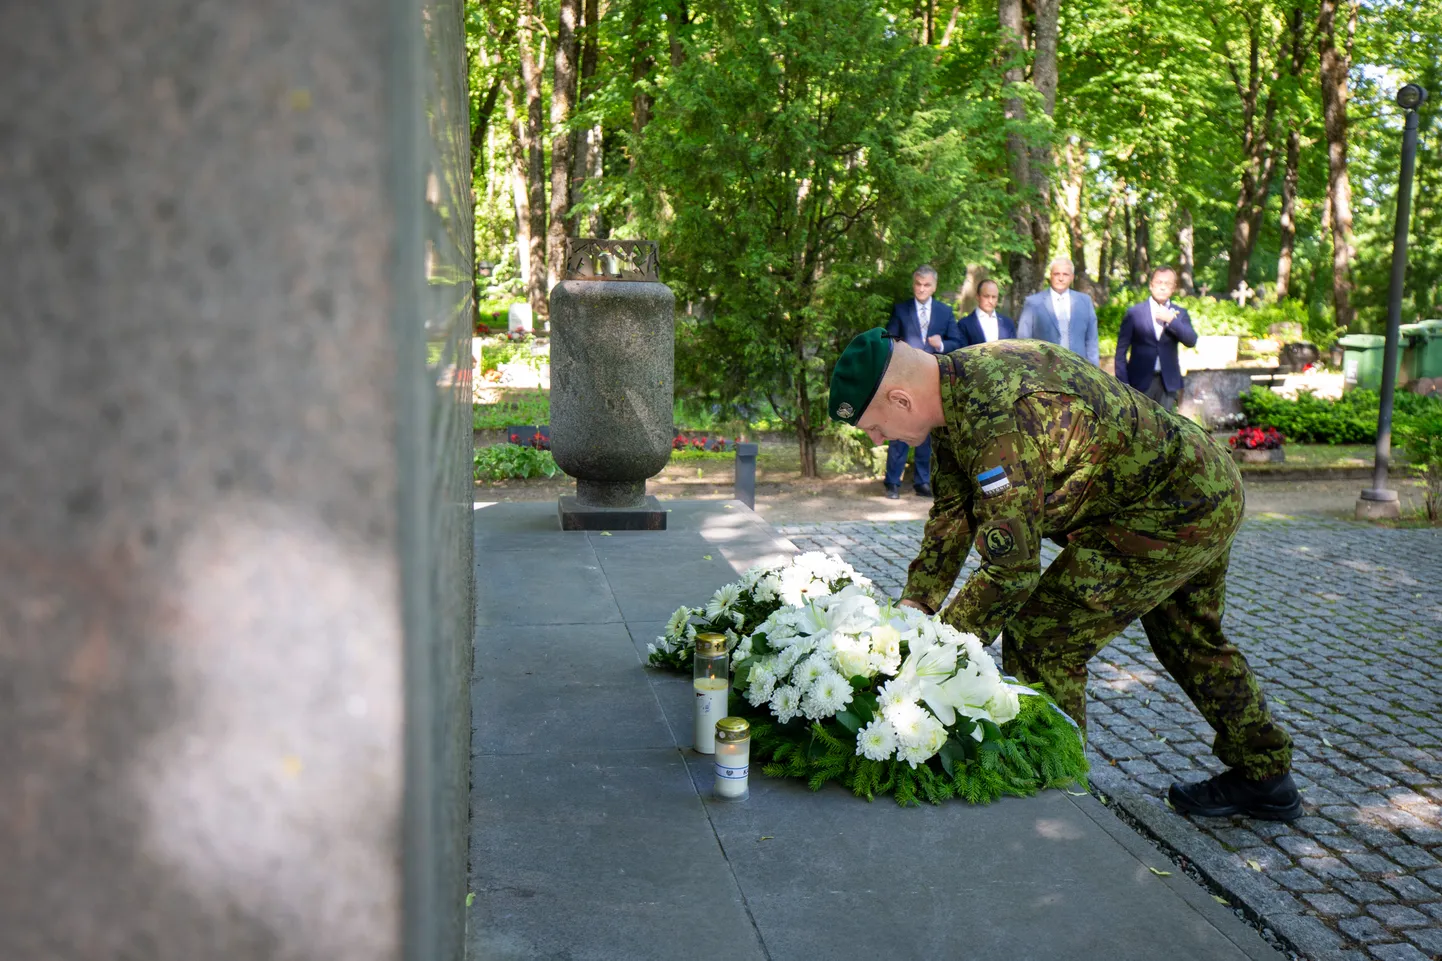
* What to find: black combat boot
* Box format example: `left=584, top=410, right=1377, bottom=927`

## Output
left=1168, top=769, right=1303, bottom=821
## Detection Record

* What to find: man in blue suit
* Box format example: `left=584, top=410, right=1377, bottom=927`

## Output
left=1115, top=265, right=1198, bottom=411
left=1017, top=258, right=1100, bottom=366
left=881, top=264, right=963, bottom=498
left=956, top=278, right=1017, bottom=346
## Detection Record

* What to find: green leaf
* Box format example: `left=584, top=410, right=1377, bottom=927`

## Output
left=834, top=710, right=862, bottom=733
left=937, top=741, right=957, bottom=777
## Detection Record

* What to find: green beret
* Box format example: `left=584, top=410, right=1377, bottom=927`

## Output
left=828, top=327, right=894, bottom=426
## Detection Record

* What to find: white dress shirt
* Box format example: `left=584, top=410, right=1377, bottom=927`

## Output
left=916, top=298, right=932, bottom=342
left=1149, top=298, right=1171, bottom=372
left=1050, top=288, right=1071, bottom=346
left=976, top=309, right=1000, bottom=343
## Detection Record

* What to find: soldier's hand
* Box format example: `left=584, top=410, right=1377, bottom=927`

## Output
left=898, top=598, right=932, bottom=613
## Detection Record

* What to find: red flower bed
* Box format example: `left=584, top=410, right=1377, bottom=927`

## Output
left=1228, top=426, right=1285, bottom=450
left=673, top=433, right=742, bottom=452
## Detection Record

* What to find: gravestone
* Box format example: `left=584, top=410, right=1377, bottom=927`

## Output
left=0, top=2, right=474, bottom=960
left=1278, top=342, right=1322, bottom=372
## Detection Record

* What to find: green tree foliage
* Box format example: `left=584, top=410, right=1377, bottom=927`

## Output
left=633, top=0, right=1015, bottom=472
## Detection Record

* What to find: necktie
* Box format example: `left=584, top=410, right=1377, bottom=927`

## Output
left=1056, top=293, right=1070, bottom=348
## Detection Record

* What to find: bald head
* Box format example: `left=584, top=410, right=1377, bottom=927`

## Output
left=855, top=341, right=945, bottom=447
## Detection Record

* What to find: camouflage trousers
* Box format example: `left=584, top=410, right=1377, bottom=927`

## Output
left=1002, top=459, right=1293, bottom=780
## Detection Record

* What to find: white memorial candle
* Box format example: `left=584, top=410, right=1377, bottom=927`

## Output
left=692, top=633, right=730, bottom=755
left=693, top=677, right=728, bottom=754
left=713, top=717, right=751, bottom=800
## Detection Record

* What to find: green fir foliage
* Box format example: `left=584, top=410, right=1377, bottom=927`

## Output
left=742, top=689, right=1088, bottom=807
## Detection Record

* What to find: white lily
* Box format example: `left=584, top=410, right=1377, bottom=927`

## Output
left=891, top=638, right=959, bottom=722
left=930, top=656, right=1006, bottom=726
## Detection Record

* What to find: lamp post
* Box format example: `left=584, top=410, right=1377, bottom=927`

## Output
left=1357, top=83, right=1428, bottom=521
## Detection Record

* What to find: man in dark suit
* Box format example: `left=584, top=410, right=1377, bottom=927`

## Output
left=882, top=264, right=963, bottom=498
left=1115, top=265, right=1198, bottom=411
left=956, top=278, right=1017, bottom=346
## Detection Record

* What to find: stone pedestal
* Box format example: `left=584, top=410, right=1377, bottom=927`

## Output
left=0, top=2, right=473, bottom=959
left=1356, top=489, right=1403, bottom=520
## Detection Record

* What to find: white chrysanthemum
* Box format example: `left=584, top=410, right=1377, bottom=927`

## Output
left=753, top=574, right=782, bottom=603
left=856, top=718, right=898, bottom=760
left=883, top=699, right=930, bottom=746
left=794, top=653, right=831, bottom=688
left=770, top=684, right=803, bottom=723
left=684, top=621, right=698, bottom=640
left=900, top=741, right=938, bottom=768
left=877, top=680, right=912, bottom=713
left=665, top=605, right=693, bottom=637
left=745, top=660, right=780, bottom=705
left=705, top=583, right=742, bottom=619
left=773, top=644, right=806, bottom=675
left=801, top=670, right=853, bottom=720
left=867, top=624, right=902, bottom=675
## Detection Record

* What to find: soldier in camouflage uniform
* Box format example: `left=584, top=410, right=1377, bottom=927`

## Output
left=828, top=328, right=1301, bottom=820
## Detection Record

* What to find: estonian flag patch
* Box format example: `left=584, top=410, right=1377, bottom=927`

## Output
left=976, top=465, right=1011, bottom=497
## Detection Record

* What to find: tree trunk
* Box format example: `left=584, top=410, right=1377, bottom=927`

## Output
left=1061, top=140, right=1089, bottom=292
left=1318, top=0, right=1356, bottom=328
left=630, top=7, right=656, bottom=175
left=1134, top=204, right=1151, bottom=285
left=999, top=0, right=1033, bottom=317
left=547, top=0, right=581, bottom=290
left=1218, top=13, right=1280, bottom=294
left=794, top=336, right=819, bottom=477
left=1027, top=0, right=1060, bottom=282
left=667, top=1, right=688, bottom=68
left=518, top=0, right=548, bottom=322
left=938, top=3, right=961, bottom=48
left=1275, top=126, right=1302, bottom=298
left=1097, top=193, right=1119, bottom=303
left=569, top=0, right=602, bottom=237
left=1178, top=206, right=1196, bottom=295
left=1122, top=202, right=1134, bottom=287
left=504, top=87, right=532, bottom=290
left=1275, top=4, right=1309, bottom=300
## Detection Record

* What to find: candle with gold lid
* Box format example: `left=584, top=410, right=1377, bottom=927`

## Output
left=693, top=633, right=729, bottom=754
left=713, top=717, right=751, bottom=800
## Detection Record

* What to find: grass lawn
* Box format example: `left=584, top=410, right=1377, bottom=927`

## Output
left=1236, top=443, right=1409, bottom=471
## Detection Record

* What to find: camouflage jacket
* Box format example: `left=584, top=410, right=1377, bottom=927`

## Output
left=902, top=340, right=1243, bottom=641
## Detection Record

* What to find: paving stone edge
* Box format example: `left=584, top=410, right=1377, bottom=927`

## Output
left=1089, top=766, right=1350, bottom=961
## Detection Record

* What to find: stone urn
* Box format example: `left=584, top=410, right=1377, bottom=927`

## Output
left=549, top=239, right=674, bottom=530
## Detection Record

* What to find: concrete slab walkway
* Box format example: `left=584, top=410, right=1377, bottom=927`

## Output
left=469, top=500, right=1282, bottom=961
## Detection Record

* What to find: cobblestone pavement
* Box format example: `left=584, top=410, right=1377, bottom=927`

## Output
left=779, top=517, right=1442, bottom=961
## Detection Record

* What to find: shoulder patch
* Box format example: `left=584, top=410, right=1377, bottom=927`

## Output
left=977, top=518, right=1025, bottom=563
left=976, top=465, right=1011, bottom=497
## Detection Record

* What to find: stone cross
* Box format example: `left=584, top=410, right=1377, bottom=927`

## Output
left=1231, top=281, right=1255, bottom=306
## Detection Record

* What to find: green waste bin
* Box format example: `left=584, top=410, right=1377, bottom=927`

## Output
left=1411, top=319, right=1442, bottom=380
left=1337, top=333, right=1396, bottom=391
left=1400, top=323, right=1424, bottom=385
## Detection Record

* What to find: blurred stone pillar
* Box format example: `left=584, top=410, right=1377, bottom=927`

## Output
left=0, top=1, right=474, bottom=960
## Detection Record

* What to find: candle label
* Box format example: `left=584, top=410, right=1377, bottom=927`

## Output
left=714, top=763, right=748, bottom=780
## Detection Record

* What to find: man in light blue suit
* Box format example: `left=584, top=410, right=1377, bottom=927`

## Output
left=1017, top=258, right=1100, bottom=366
